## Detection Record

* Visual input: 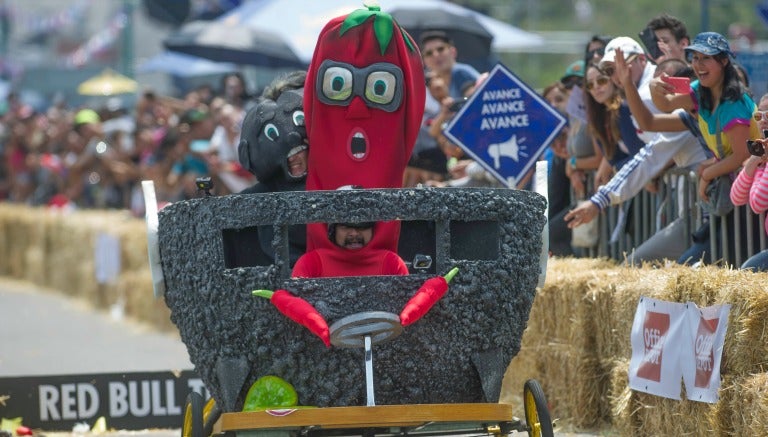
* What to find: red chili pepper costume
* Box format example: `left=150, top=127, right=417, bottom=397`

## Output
left=303, top=6, right=425, bottom=254
left=292, top=223, right=409, bottom=278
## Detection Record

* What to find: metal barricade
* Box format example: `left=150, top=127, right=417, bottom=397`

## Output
left=588, top=167, right=766, bottom=267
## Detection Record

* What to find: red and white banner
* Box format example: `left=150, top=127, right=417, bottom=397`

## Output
left=628, top=297, right=686, bottom=400
left=628, top=297, right=730, bottom=403
left=681, top=303, right=730, bottom=403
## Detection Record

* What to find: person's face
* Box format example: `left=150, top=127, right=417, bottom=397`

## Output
left=586, top=41, right=605, bottom=65
left=604, top=53, right=643, bottom=87
left=654, top=29, right=688, bottom=61
left=544, top=87, right=568, bottom=113
left=421, top=39, right=456, bottom=74
left=225, top=76, right=244, bottom=100
left=427, top=74, right=449, bottom=101
left=549, top=130, right=569, bottom=159
left=334, top=225, right=373, bottom=249
left=689, top=52, right=727, bottom=89
left=754, top=97, right=768, bottom=133
left=585, top=67, right=614, bottom=104
left=287, top=147, right=308, bottom=177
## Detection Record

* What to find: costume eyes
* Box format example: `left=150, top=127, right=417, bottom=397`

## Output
left=292, top=111, right=305, bottom=127
left=322, top=67, right=353, bottom=101
left=365, top=71, right=397, bottom=105
left=315, top=60, right=403, bottom=111
left=264, top=123, right=279, bottom=141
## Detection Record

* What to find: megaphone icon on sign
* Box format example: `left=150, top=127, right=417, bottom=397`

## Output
left=488, top=135, right=525, bottom=169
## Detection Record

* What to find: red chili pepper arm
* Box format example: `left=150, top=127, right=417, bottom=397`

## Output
left=253, top=289, right=331, bottom=347
left=399, top=267, right=458, bottom=327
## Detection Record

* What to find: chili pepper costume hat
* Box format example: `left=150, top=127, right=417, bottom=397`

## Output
left=303, top=2, right=425, bottom=252
left=685, top=32, right=734, bottom=58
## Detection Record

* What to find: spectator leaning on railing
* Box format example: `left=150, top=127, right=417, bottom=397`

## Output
left=612, top=32, right=759, bottom=265
left=730, top=92, right=768, bottom=271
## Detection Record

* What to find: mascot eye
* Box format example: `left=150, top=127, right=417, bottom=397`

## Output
left=292, top=111, right=305, bottom=127
left=263, top=123, right=279, bottom=141
left=365, top=71, right=397, bottom=104
left=322, top=67, right=353, bottom=101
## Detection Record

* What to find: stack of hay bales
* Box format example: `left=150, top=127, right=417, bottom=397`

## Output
left=503, top=257, right=768, bottom=435
left=0, top=204, right=173, bottom=332
left=3, top=204, right=768, bottom=434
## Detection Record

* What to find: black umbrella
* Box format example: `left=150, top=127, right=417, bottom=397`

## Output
left=390, top=8, right=495, bottom=71
left=163, top=20, right=306, bottom=68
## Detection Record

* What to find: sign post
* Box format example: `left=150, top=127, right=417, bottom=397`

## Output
left=443, top=63, right=566, bottom=188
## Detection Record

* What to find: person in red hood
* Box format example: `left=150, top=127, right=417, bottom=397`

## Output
left=292, top=221, right=408, bottom=278
left=303, top=4, right=426, bottom=254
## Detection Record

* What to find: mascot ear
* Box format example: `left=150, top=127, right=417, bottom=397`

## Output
left=238, top=138, right=252, bottom=172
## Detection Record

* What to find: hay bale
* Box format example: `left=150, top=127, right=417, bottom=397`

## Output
left=504, top=259, right=620, bottom=429
left=714, top=373, right=768, bottom=436
left=709, top=374, right=739, bottom=436
left=604, top=266, right=680, bottom=360
left=609, top=358, right=637, bottom=436
left=716, top=274, right=768, bottom=377
left=117, top=269, right=175, bottom=332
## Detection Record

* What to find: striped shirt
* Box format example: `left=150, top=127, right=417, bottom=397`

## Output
left=731, top=164, right=768, bottom=235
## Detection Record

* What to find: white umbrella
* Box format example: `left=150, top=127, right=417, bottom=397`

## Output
left=138, top=51, right=238, bottom=77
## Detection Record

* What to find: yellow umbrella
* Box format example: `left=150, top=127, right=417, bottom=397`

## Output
left=77, top=68, right=138, bottom=96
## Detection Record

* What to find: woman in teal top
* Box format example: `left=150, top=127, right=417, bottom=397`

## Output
left=599, top=32, right=759, bottom=265
left=647, top=32, right=757, bottom=200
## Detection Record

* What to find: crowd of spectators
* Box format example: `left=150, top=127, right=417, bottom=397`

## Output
left=0, top=72, right=256, bottom=216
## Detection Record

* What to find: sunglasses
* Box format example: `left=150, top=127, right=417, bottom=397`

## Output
left=585, top=76, right=611, bottom=91
left=423, top=45, right=448, bottom=58
left=754, top=111, right=768, bottom=122
left=587, top=47, right=605, bottom=59
left=602, top=55, right=638, bottom=77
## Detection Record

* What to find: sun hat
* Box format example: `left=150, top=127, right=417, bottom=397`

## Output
left=684, top=32, right=734, bottom=58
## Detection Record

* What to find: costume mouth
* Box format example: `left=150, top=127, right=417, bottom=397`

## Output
left=287, top=145, right=308, bottom=178
left=287, top=145, right=307, bottom=158
left=348, top=129, right=368, bottom=161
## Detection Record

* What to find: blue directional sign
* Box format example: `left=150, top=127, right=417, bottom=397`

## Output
left=443, top=63, right=567, bottom=188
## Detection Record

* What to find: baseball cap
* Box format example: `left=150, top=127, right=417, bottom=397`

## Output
left=600, top=36, right=644, bottom=66
left=561, top=60, right=585, bottom=81
left=74, top=109, right=100, bottom=126
left=180, top=108, right=209, bottom=125
left=684, top=32, right=733, bottom=58
left=419, top=30, right=453, bottom=48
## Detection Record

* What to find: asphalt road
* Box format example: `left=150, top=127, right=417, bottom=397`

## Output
left=0, top=278, right=192, bottom=377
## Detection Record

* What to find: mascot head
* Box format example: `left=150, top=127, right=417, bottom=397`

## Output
left=239, top=72, right=308, bottom=184
left=304, top=3, right=425, bottom=191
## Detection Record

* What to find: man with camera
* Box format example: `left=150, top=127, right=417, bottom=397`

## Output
left=404, top=30, right=481, bottom=187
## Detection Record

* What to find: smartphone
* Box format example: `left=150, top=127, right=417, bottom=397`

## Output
left=663, top=76, right=691, bottom=94
left=449, top=97, right=468, bottom=112
left=638, top=26, right=663, bottom=62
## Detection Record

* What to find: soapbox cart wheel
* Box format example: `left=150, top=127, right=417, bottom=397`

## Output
left=182, top=391, right=203, bottom=437
left=523, top=379, right=553, bottom=437
left=182, top=392, right=221, bottom=437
